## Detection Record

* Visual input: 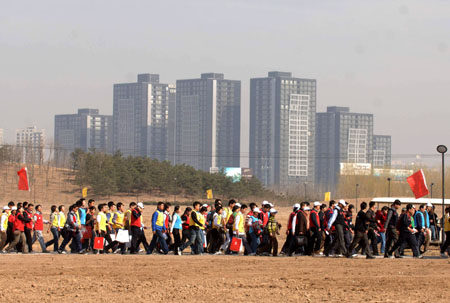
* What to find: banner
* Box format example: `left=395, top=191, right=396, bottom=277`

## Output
left=206, top=189, right=213, bottom=199
left=82, top=187, right=88, bottom=198
left=17, top=167, right=29, bottom=191
left=407, top=169, right=429, bottom=199
left=324, top=192, right=331, bottom=201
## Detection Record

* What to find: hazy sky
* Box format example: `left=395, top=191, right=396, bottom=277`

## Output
left=1, top=0, right=450, bottom=166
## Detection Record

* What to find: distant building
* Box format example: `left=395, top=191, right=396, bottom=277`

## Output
left=315, top=107, right=374, bottom=191
left=249, top=71, right=316, bottom=188
left=175, top=73, right=240, bottom=171
left=0, top=128, right=3, bottom=145
left=113, top=74, right=170, bottom=161
left=373, top=135, right=392, bottom=168
left=16, top=126, right=45, bottom=164
left=54, top=108, right=112, bottom=160
left=167, top=84, right=176, bottom=164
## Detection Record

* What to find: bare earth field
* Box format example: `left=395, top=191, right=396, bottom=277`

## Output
left=0, top=254, right=449, bottom=303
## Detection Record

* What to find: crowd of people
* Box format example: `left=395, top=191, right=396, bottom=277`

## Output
left=0, top=198, right=449, bottom=258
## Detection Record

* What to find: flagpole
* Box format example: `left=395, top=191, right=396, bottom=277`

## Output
left=437, top=145, right=447, bottom=243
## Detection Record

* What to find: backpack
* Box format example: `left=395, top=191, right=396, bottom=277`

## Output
left=226, top=213, right=235, bottom=229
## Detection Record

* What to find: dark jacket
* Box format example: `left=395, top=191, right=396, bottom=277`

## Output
left=295, top=211, right=308, bottom=235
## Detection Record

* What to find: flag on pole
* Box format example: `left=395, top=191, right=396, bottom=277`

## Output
left=17, top=167, right=30, bottom=191
left=407, top=169, right=429, bottom=199
left=82, top=187, right=88, bottom=198
left=206, top=189, right=213, bottom=199
left=324, top=192, right=331, bottom=201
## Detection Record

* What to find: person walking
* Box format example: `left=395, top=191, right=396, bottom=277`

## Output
left=5, top=205, right=26, bottom=253
left=0, top=206, right=11, bottom=251
left=384, top=200, right=401, bottom=258
left=171, top=206, right=182, bottom=255
left=179, top=202, right=204, bottom=255
left=440, top=206, right=450, bottom=258
left=326, top=200, right=348, bottom=257
left=309, top=202, right=322, bottom=255
left=147, top=202, right=169, bottom=255
left=346, top=202, right=375, bottom=259
left=32, top=205, right=49, bottom=253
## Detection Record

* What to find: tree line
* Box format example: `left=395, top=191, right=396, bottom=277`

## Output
left=71, top=149, right=270, bottom=199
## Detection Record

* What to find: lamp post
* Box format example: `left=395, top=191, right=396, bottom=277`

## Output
left=430, top=182, right=434, bottom=199
left=437, top=145, right=447, bottom=242
left=387, top=177, right=391, bottom=197
left=356, top=183, right=359, bottom=212
left=173, top=177, right=177, bottom=203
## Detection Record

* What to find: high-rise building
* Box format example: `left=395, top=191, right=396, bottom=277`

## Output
left=54, top=108, right=112, bottom=158
left=373, top=135, right=391, bottom=168
left=249, top=71, right=316, bottom=188
left=113, top=74, right=170, bottom=161
left=167, top=84, right=177, bottom=164
left=315, top=106, right=374, bottom=191
left=175, top=73, right=240, bottom=171
left=16, top=126, right=45, bottom=164
left=0, top=128, right=3, bottom=145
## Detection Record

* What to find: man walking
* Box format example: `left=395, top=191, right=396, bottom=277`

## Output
left=384, top=199, right=401, bottom=258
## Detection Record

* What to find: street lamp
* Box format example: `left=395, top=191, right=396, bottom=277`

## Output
left=430, top=182, right=435, bottom=199
left=437, top=145, right=447, bottom=242
left=387, top=177, right=392, bottom=197
left=173, top=177, right=177, bottom=203
left=356, top=184, right=359, bottom=212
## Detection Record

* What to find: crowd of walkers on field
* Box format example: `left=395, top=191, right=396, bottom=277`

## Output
left=0, top=198, right=449, bottom=258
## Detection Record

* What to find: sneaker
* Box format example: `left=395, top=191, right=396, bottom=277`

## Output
left=440, top=253, right=448, bottom=258
left=366, top=255, right=375, bottom=259
left=214, top=251, right=222, bottom=255
left=113, top=248, right=121, bottom=254
left=42, top=250, right=50, bottom=254
left=335, top=254, right=343, bottom=258
left=351, top=253, right=358, bottom=258
left=58, top=250, right=66, bottom=254
left=78, top=249, right=87, bottom=255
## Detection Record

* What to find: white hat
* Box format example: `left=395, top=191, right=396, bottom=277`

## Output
left=304, top=206, right=311, bottom=211
left=3, top=206, right=10, bottom=210
left=313, top=201, right=321, bottom=207
left=253, top=207, right=261, bottom=213
left=137, top=202, right=145, bottom=209
left=293, top=203, right=300, bottom=209
left=202, top=204, right=209, bottom=208
left=270, top=208, right=278, bottom=214
left=426, top=202, right=433, bottom=207
left=339, top=200, right=347, bottom=206
left=262, top=200, right=269, bottom=205
left=268, top=203, right=274, bottom=207
left=11, top=206, right=17, bottom=211
left=235, top=203, right=241, bottom=208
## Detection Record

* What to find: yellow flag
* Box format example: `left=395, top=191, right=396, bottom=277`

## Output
left=206, top=189, right=213, bottom=199
left=324, top=192, right=331, bottom=201
left=82, top=187, right=88, bottom=198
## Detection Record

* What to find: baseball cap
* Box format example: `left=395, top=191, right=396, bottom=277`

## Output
left=11, top=206, right=17, bottom=211
left=426, top=202, right=433, bottom=207
left=268, top=203, right=274, bottom=207
left=270, top=208, right=278, bottom=214
left=3, top=206, right=10, bottom=210
left=313, top=201, right=321, bottom=207
left=304, top=206, right=311, bottom=211
left=262, top=201, right=269, bottom=206
left=253, top=207, right=261, bottom=213
left=137, top=202, right=145, bottom=209
left=293, top=203, right=300, bottom=209
left=339, top=200, right=347, bottom=206
left=235, top=203, right=241, bottom=208
left=202, top=204, right=209, bottom=208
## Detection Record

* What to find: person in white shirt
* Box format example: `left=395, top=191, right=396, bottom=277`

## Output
left=0, top=206, right=11, bottom=251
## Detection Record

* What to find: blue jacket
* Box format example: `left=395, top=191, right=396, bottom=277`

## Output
left=414, top=211, right=425, bottom=230
left=151, top=209, right=166, bottom=231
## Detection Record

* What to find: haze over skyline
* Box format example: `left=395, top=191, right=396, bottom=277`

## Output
left=1, top=0, right=450, bottom=166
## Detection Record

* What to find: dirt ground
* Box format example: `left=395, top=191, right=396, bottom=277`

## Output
left=0, top=254, right=449, bottom=303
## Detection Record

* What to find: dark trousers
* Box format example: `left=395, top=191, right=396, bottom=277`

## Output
left=45, top=227, right=60, bottom=252
left=130, top=226, right=146, bottom=253
left=416, top=231, right=425, bottom=251
left=389, top=232, right=420, bottom=257
left=59, top=231, right=81, bottom=252
left=209, top=228, right=225, bottom=254
left=347, top=230, right=372, bottom=257
left=181, top=229, right=190, bottom=245
left=323, top=232, right=334, bottom=256
left=330, top=224, right=347, bottom=255
left=99, top=231, right=116, bottom=253
left=384, top=227, right=398, bottom=257
left=344, top=230, right=352, bottom=250
left=308, top=228, right=322, bottom=254
left=259, top=233, right=279, bottom=256
left=367, top=228, right=378, bottom=254
left=281, top=233, right=292, bottom=254
left=180, top=227, right=202, bottom=254
left=24, top=227, right=33, bottom=252
left=148, top=230, right=169, bottom=254
left=440, top=231, right=450, bottom=254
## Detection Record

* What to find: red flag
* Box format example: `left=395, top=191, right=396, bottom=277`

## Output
left=17, top=167, right=29, bottom=191
left=407, top=169, right=429, bottom=199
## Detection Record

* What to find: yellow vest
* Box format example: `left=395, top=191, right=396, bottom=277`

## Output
left=445, top=214, right=450, bottom=232
left=189, top=211, right=202, bottom=228
left=52, top=213, right=58, bottom=227
left=113, top=211, right=124, bottom=229
left=212, top=214, right=222, bottom=229
left=224, top=207, right=233, bottom=223
left=199, top=213, right=206, bottom=230
left=59, top=212, right=66, bottom=228
left=76, top=211, right=80, bottom=225
left=97, top=212, right=107, bottom=232
left=233, top=212, right=245, bottom=234
left=1, top=213, right=8, bottom=231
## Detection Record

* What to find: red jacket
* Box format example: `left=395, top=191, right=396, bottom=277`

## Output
left=13, top=213, right=25, bottom=232
left=376, top=210, right=387, bottom=233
